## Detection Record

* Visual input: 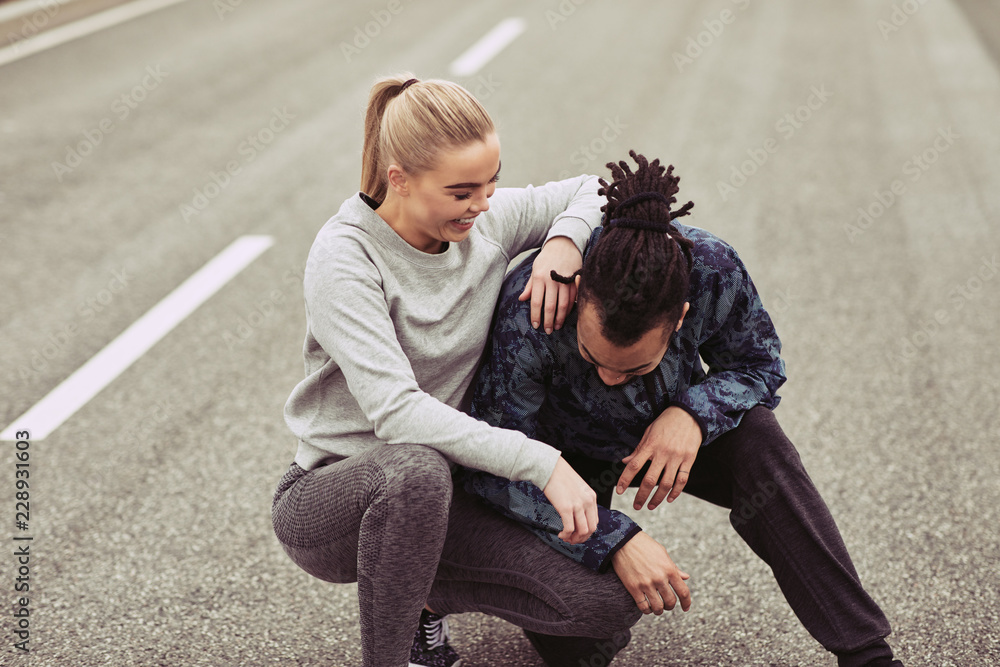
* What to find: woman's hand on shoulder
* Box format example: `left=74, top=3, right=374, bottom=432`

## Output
left=520, top=236, right=582, bottom=334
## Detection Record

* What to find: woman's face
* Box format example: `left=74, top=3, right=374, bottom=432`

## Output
left=387, top=133, right=501, bottom=253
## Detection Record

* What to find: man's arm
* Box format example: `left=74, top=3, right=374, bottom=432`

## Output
left=615, top=240, right=786, bottom=510
left=457, top=467, right=640, bottom=573
left=670, top=245, right=786, bottom=446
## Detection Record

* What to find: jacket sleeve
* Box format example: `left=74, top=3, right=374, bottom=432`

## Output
left=464, top=260, right=641, bottom=572
left=457, top=467, right=642, bottom=573
left=670, top=246, right=786, bottom=445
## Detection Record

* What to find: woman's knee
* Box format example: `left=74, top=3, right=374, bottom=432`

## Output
left=356, top=446, right=454, bottom=539
left=374, top=444, right=454, bottom=505
left=563, top=574, right=642, bottom=637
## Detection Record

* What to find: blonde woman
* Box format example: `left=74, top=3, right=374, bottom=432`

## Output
left=271, top=75, right=640, bottom=667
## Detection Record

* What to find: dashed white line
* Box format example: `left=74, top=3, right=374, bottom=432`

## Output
left=0, top=235, right=275, bottom=441
left=449, top=17, right=526, bottom=77
left=0, top=0, right=59, bottom=24
left=0, top=0, right=191, bottom=68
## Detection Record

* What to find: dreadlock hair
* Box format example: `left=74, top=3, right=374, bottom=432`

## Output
left=577, top=150, right=696, bottom=348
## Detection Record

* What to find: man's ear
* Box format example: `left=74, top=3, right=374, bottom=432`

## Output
left=675, top=302, right=690, bottom=331
left=386, top=164, right=409, bottom=195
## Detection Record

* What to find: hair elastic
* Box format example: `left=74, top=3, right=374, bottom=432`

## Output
left=607, top=217, right=674, bottom=236
left=614, top=192, right=674, bottom=212
left=400, top=78, right=418, bottom=91
left=550, top=269, right=581, bottom=284
left=607, top=190, right=675, bottom=236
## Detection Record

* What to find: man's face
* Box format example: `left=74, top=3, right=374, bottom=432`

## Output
left=575, top=300, right=687, bottom=386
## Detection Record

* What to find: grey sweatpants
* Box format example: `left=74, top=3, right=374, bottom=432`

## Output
left=271, top=444, right=640, bottom=667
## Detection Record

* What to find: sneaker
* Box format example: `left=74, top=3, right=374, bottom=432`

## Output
left=409, top=609, right=462, bottom=667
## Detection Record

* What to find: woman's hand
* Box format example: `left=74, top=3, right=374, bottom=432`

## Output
left=617, top=406, right=702, bottom=510
left=611, top=531, right=691, bottom=614
left=542, top=456, right=599, bottom=544
left=520, top=236, right=582, bottom=334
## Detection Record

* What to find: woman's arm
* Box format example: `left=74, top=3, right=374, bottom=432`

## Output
left=300, top=232, right=599, bottom=541
left=488, top=174, right=604, bottom=258
left=303, top=234, right=558, bottom=487
left=488, top=174, right=604, bottom=332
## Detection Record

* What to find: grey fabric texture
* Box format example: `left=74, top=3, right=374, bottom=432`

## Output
left=272, top=444, right=640, bottom=667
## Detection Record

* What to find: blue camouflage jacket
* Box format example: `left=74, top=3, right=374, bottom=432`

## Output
left=458, top=223, right=787, bottom=573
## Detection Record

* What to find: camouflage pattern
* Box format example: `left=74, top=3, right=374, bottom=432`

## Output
left=460, top=223, right=786, bottom=572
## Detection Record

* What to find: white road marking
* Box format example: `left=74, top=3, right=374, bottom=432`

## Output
left=448, top=17, right=526, bottom=77
left=0, top=0, right=191, bottom=68
left=0, top=0, right=61, bottom=23
left=1, top=235, right=275, bottom=441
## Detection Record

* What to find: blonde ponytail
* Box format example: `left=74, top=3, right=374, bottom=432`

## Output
left=360, top=73, right=495, bottom=204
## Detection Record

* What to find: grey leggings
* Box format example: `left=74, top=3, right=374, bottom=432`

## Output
left=271, top=444, right=640, bottom=667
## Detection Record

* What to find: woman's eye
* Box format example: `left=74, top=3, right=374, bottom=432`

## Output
left=455, top=193, right=472, bottom=201
left=489, top=174, right=500, bottom=184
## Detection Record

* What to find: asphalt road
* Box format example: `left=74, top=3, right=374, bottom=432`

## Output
left=2, top=0, right=999, bottom=665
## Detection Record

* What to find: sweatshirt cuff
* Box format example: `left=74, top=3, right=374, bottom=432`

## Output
left=544, top=216, right=592, bottom=256
left=514, top=438, right=562, bottom=490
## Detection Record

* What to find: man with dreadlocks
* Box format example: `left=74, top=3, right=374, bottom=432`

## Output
left=459, top=152, right=903, bottom=666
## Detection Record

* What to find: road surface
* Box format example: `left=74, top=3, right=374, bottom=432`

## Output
left=1, top=0, right=998, bottom=665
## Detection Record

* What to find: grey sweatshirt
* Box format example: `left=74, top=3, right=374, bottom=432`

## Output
left=284, top=175, right=603, bottom=490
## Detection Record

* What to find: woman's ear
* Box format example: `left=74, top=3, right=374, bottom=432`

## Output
left=386, top=164, right=409, bottom=195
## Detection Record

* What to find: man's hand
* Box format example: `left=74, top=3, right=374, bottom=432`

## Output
left=617, top=406, right=702, bottom=510
left=611, top=532, right=691, bottom=614
left=520, top=236, right=581, bottom=334
left=542, top=456, right=599, bottom=544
